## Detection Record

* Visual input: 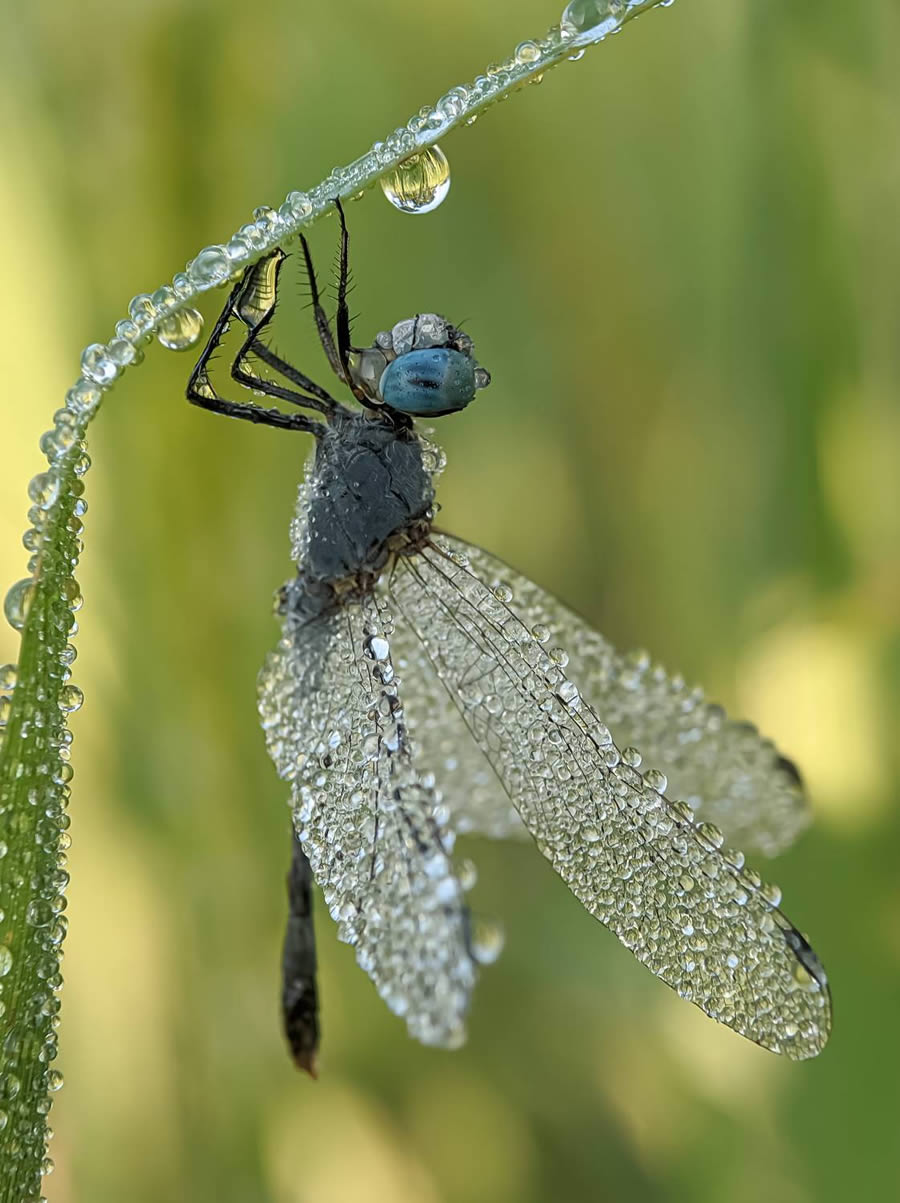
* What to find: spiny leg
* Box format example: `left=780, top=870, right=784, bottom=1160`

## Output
left=231, top=328, right=342, bottom=418
left=300, top=203, right=374, bottom=408
left=186, top=262, right=322, bottom=436
left=333, top=197, right=376, bottom=411
left=248, top=342, right=347, bottom=412
left=232, top=250, right=345, bottom=416
left=298, top=231, right=344, bottom=380
left=334, top=197, right=353, bottom=375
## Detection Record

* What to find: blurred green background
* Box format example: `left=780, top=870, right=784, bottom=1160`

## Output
left=2, top=1, right=899, bottom=1200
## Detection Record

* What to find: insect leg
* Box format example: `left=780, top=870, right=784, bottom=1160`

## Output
left=334, top=197, right=353, bottom=375
left=186, top=260, right=323, bottom=434
left=300, top=205, right=375, bottom=408
left=298, top=231, right=344, bottom=381
left=186, top=292, right=320, bottom=434
left=282, top=830, right=320, bottom=1076
left=231, top=251, right=346, bottom=417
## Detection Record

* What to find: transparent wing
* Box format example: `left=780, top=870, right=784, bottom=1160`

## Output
left=431, top=535, right=807, bottom=858
left=388, top=537, right=831, bottom=1059
left=258, top=594, right=476, bottom=1048
left=390, top=619, right=525, bottom=839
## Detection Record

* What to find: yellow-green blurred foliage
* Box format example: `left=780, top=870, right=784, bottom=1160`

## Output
left=2, top=2, right=899, bottom=1200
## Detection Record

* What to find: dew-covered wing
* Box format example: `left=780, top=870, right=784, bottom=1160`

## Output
left=388, top=537, right=831, bottom=1058
left=429, top=536, right=808, bottom=858
left=389, top=619, right=524, bottom=840
left=258, top=595, right=476, bottom=1049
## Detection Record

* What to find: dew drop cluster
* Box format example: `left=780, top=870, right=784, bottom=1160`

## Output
left=2, top=412, right=85, bottom=1193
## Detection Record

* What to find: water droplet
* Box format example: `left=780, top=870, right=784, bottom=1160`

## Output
left=285, top=191, right=313, bottom=221
left=556, top=680, right=580, bottom=707
left=47, top=1069, right=64, bottom=1092
left=644, top=768, right=668, bottom=794
left=722, top=847, right=745, bottom=870
left=561, top=1, right=625, bottom=39
left=106, top=336, right=137, bottom=367
left=0, top=664, right=17, bottom=691
left=66, top=381, right=101, bottom=416
left=5, top=578, right=35, bottom=631
left=0, top=697, right=10, bottom=726
left=26, top=900, right=54, bottom=928
left=0, top=1110, right=6, bottom=1131
left=129, top=292, right=158, bottom=329
left=253, top=204, right=279, bottom=234
left=157, top=307, right=204, bottom=351
left=0, top=946, right=12, bottom=976
left=470, top=918, right=505, bottom=964
left=61, top=579, right=83, bottom=612
left=27, top=473, right=60, bottom=510
left=363, top=635, right=390, bottom=662
left=696, top=821, right=724, bottom=848
left=381, top=145, right=451, bottom=214
left=515, top=40, right=542, bottom=64
left=114, top=318, right=141, bottom=344
left=188, top=245, right=231, bottom=287
left=670, top=800, right=693, bottom=823
left=457, top=859, right=478, bottom=890
left=80, top=343, right=119, bottom=386
left=58, top=685, right=83, bottom=714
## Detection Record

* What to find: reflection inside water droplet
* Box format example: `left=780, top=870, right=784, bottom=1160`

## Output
left=561, top=0, right=625, bottom=39
left=4, top=578, right=35, bottom=631
left=158, top=306, right=204, bottom=351
left=381, top=145, right=451, bottom=214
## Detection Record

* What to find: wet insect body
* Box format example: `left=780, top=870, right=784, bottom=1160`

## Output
left=187, top=202, right=831, bottom=1075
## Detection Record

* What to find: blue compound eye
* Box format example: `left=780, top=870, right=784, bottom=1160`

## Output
left=379, top=348, right=476, bottom=416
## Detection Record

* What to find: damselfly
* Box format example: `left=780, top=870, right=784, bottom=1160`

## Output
left=187, top=202, right=831, bottom=1075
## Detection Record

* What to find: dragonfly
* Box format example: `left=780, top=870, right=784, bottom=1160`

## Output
left=187, top=201, right=831, bottom=1076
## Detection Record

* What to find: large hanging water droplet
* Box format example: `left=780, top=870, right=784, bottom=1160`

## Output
left=157, top=307, right=204, bottom=351
left=381, top=145, right=451, bottom=214
left=4, top=578, right=35, bottom=631
left=561, top=0, right=625, bottom=39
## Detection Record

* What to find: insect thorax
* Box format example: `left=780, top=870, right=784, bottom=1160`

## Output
left=282, top=413, right=435, bottom=621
